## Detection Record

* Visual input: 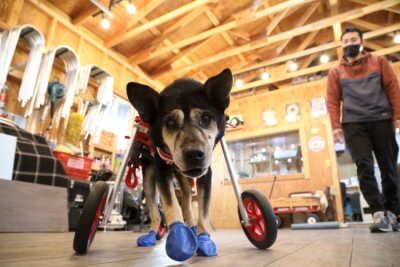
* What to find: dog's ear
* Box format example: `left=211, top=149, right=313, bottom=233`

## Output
left=126, top=82, right=159, bottom=122
left=204, top=68, right=233, bottom=111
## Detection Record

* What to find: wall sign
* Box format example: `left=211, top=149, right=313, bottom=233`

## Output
left=262, top=109, right=277, bottom=126
left=285, top=103, right=300, bottom=123
left=308, top=136, right=325, bottom=152
left=310, top=97, right=327, bottom=118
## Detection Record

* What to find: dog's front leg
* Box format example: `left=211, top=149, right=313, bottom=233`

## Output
left=196, top=168, right=217, bottom=256
left=136, top=161, right=161, bottom=247
left=174, top=170, right=195, bottom=228
left=157, top=165, right=198, bottom=261
left=143, top=165, right=161, bottom=233
left=196, top=169, right=212, bottom=234
left=156, top=171, right=183, bottom=225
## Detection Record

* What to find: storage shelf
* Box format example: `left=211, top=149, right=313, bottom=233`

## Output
left=94, top=144, right=114, bottom=154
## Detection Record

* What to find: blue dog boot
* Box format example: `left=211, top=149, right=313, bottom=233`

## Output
left=166, top=222, right=198, bottom=261
left=197, top=233, right=217, bottom=257
left=137, top=231, right=157, bottom=247
left=191, top=225, right=197, bottom=236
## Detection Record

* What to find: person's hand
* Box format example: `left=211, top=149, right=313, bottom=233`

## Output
left=333, top=128, right=343, bottom=143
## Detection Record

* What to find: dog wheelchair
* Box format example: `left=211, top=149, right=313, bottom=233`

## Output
left=73, top=117, right=278, bottom=255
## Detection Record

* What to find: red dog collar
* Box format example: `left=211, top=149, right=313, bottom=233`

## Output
left=156, top=147, right=174, bottom=165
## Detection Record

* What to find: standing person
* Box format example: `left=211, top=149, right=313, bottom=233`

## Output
left=327, top=26, right=400, bottom=232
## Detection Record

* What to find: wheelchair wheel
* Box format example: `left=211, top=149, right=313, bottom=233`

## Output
left=238, top=189, right=278, bottom=249
left=276, top=215, right=283, bottom=229
left=73, top=181, right=108, bottom=254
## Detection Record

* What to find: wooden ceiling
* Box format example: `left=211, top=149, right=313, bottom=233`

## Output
left=44, top=0, right=400, bottom=92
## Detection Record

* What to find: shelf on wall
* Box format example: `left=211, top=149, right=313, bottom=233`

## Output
left=93, top=144, right=115, bottom=154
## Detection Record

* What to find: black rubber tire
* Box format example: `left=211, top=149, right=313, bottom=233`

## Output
left=73, top=181, right=108, bottom=254
left=306, top=213, right=320, bottom=224
left=275, top=215, right=283, bottom=229
left=238, top=189, right=278, bottom=249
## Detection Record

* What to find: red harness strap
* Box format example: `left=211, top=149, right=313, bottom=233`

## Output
left=134, top=116, right=154, bottom=154
left=125, top=117, right=174, bottom=189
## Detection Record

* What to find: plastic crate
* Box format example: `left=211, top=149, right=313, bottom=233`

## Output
left=53, top=151, right=93, bottom=180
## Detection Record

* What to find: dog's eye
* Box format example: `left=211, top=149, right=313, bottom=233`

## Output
left=200, top=114, right=211, bottom=127
left=165, top=118, right=178, bottom=130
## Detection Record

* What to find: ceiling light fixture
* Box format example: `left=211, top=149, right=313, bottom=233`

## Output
left=320, top=54, right=330, bottom=64
left=101, top=15, right=111, bottom=29
left=288, top=61, right=299, bottom=72
left=394, top=32, right=400, bottom=44
left=235, top=78, right=244, bottom=88
left=261, top=71, right=270, bottom=80
left=126, top=0, right=137, bottom=14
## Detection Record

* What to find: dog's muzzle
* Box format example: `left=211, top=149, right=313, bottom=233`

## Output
left=181, top=149, right=208, bottom=177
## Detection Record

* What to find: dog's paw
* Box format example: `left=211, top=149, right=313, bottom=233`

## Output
left=137, top=231, right=157, bottom=247
left=197, top=233, right=217, bottom=257
left=166, top=222, right=198, bottom=261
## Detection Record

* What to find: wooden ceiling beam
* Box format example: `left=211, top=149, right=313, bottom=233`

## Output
left=300, top=53, right=319, bottom=69
left=251, top=24, right=398, bottom=76
left=149, top=3, right=259, bottom=75
left=276, top=2, right=320, bottom=54
left=71, top=3, right=98, bottom=25
left=137, top=17, right=210, bottom=79
left=106, top=0, right=212, bottom=48
left=129, top=0, right=316, bottom=65
left=296, top=30, right=320, bottom=52
left=228, top=30, right=250, bottom=41
left=349, top=0, right=400, bottom=14
left=129, top=6, right=206, bottom=58
left=154, top=0, right=399, bottom=79
left=364, top=41, right=385, bottom=51
left=125, top=6, right=207, bottom=70
left=266, top=8, right=294, bottom=36
left=329, top=0, right=343, bottom=59
left=232, top=45, right=400, bottom=93
left=351, top=18, right=395, bottom=38
left=231, top=23, right=400, bottom=76
left=332, top=23, right=343, bottom=58
left=387, top=11, right=395, bottom=25
left=351, top=18, right=380, bottom=30
left=203, top=7, right=246, bottom=62
left=4, top=0, right=24, bottom=27
left=106, top=0, right=163, bottom=47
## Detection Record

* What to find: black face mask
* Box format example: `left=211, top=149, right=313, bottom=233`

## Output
left=343, top=44, right=361, bottom=58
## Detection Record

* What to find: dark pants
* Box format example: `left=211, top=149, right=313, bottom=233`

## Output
left=343, top=120, right=400, bottom=215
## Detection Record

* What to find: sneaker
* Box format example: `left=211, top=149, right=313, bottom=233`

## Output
left=369, top=211, right=392, bottom=233
left=387, top=211, right=399, bottom=231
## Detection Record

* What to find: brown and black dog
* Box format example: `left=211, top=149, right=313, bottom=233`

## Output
left=126, top=68, right=232, bottom=261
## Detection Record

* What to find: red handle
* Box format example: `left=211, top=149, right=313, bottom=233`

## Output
left=125, top=165, right=139, bottom=189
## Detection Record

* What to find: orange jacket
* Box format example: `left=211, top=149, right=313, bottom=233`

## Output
left=327, top=53, right=400, bottom=130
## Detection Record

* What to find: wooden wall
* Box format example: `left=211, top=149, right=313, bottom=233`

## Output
left=211, top=62, right=400, bottom=228
left=210, top=78, right=343, bottom=228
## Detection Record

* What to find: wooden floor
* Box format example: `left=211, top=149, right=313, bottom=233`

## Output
left=0, top=225, right=399, bottom=267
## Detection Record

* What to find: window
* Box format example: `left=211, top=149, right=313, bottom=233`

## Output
left=227, top=131, right=303, bottom=178
left=102, top=96, right=134, bottom=151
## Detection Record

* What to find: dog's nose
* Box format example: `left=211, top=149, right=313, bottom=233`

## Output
left=183, top=150, right=204, bottom=162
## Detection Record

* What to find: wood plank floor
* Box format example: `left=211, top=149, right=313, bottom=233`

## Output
left=0, top=225, right=399, bottom=267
